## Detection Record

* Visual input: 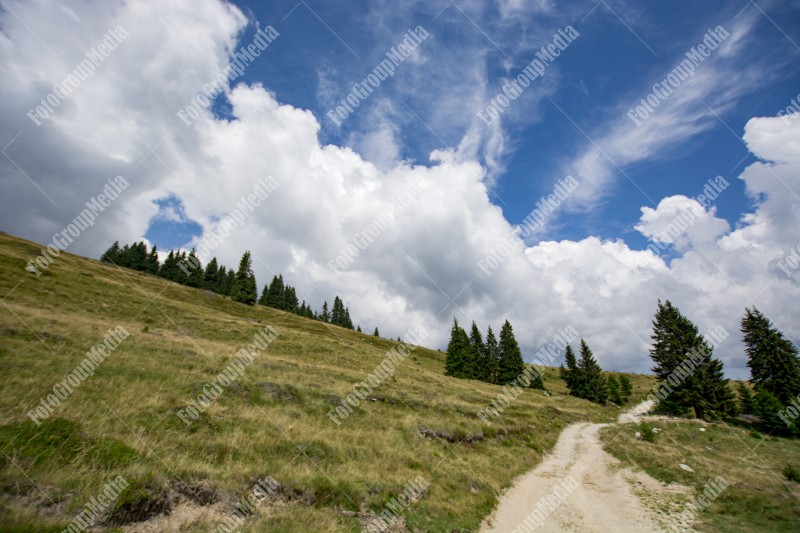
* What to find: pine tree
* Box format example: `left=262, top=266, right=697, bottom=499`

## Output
left=258, top=284, right=269, bottom=305
left=563, top=345, right=580, bottom=396
left=224, top=268, right=235, bottom=295
left=737, top=382, right=756, bottom=415
left=607, top=375, right=623, bottom=405
left=130, top=241, right=147, bottom=271
left=742, top=307, right=800, bottom=406
left=203, top=257, right=219, bottom=290
left=158, top=250, right=178, bottom=280
left=343, top=308, right=353, bottom=329
left=445, top=318, right=472, bottom=379
left=485, top=326, right=500, bottom=385
left=230, top=251, right=257, bottom=304
left=469, top=321, right=486, bottom=381
left=754, top=390, right=796, bottom=435
left=185, top=250, right=203, bottom=287
left=266, top=275, right=285, bottom=309
left=321, top=301, right=329, bottom=323
left=331, top=296, right=346, bottom=326
left=357, top=325, right=362, bottom=333
left=649, top=300, right=734, bottom=420
left=619, top=374, right=633, bottom=401
left=100, top=241, right=121, bottom=264
left=373, top=327, right=379, bottom=337
left=286, top=286, right=299, bottom=312
left=497, top=320, right=524, bottom=385
left=578, top=339, right=607, bottom=404
left=145, top=245, right=160, bottom=274
left=528, top=366, right=545, bottom=389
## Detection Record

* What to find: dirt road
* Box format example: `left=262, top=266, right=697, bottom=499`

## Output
left=480, top=401, right=689, bottom=532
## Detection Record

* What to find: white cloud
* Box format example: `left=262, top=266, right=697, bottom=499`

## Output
left=1, top=0, right=798, bottom=381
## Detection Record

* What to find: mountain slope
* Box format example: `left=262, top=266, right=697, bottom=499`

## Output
left=0, top=232, right=651, bottom=532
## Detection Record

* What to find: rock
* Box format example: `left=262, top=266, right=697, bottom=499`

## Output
left=635, top=432, right=642, bottom=440
left=698, top=427, right=706, bottom=432
left=678, top=464, right=694, bottom=472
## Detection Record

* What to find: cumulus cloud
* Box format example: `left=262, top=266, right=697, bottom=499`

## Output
left=1, top=0, right=798, bottom=380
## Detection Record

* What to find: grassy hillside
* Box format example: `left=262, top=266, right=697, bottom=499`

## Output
left=601, top=420, right=800, bottom=532
left=0, top=232, right=652, bottom=532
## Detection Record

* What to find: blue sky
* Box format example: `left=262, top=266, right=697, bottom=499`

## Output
left=2, top=0, right=799, bottom=376
left=146, top=0, right=798, bottom=252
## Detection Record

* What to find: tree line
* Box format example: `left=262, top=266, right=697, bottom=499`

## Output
left=100, top=241, right=373, bottom=333
left=444, top=318, right=543, bottom=388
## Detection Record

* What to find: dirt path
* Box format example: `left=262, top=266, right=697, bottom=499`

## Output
left=480, top=400, right=689, bottom=533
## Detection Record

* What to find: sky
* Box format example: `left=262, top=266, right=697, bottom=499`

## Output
left=1, top=0, right=799, bottom=378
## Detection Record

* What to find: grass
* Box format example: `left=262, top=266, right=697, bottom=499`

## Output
left=601, top=419, right=800, bottom=532
left=0, top=232, right=654, bottom=531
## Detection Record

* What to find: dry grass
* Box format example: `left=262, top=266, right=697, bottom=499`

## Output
left=601, top=419, right=800, bottom=532
left=0, top=232, right=652, bottom=531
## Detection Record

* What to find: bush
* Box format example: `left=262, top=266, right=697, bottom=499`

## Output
left=638, top=422, right=658, bottom=443
left=783, top=463, right=800, bottom=482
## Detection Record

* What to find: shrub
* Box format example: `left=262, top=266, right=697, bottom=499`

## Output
left=783, top=463, right=800, bottom=483
left=638, top=422, right=658, bottom=443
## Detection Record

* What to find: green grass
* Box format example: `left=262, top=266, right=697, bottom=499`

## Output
left=601, top=420, right=800, bottom=532
left=0, top=232, right=652, bottom=531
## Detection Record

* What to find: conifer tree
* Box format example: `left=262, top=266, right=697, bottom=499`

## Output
left=357, top=325, right=362, bottom=333
left=737, top=382, right=756, bottom=415
left=185, top=250, right=203, bottom=287
left=497, top=320, right=524, bottom=385
left=445, top=318, right=472, bottom=379
left=485, top=326, right=500, bottom=385
left=145, top=245, right=160, bottom=274
left=203, top=257, right=219, bottom=289
left=230, top=251, right=257, bottom=304
left=224, top=268, right=235, bottom=295
left=284, top=285, right=299, bottom=312
left=619, top=374, right=633, bottom=401
left=607, top=375, right=623, bottom=405
left=578, top=339, right=607, bottom=404
left=258, top=284, right=269, bottom=306
left=321, top=301, right=329, bottom=323
left=649, top=300, right=734, bottom=419
left=373, top=327, right=379, bottom=337
left=266, top=275, right=285, bottom=309
left=100, top=241, right=121, bottom=264
left=741, top=307, right=800, bottom=406
left=469, top=321, right=487, bottom=382
left=528, top=366, right=545, bottom=389
left=563, top=344, right=580, bottom=396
